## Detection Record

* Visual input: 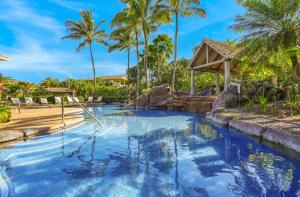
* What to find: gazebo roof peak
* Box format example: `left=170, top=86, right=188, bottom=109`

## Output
left=189, top=38, right=240, bottom=71
left=198, top=38, right=238, bottom=60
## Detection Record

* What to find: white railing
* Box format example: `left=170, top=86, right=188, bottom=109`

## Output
left=66, top=95, right=103, bottom=127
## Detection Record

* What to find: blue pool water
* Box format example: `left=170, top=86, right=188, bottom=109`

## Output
left=0, top=106, right=300, bottom=197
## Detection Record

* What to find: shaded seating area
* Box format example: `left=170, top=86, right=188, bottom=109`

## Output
left=189, top=39, right=239, bottom=96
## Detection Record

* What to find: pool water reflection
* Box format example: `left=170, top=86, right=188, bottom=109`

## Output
left=0, top=106, right=299, bottom=197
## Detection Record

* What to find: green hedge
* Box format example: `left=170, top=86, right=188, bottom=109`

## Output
left=0, top=106, right=11, bottom=123
left=102, top=96, right=128, bottom=103
left=94, top=86, right=129, bottom=103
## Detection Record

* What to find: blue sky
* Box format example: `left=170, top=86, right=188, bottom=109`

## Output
left=0, top=0, right=244, bottom=83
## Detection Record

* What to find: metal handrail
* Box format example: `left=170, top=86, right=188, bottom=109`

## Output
left=66, top=95, right=103, bottom=127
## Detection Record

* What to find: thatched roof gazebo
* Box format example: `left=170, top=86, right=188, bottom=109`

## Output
left=189, top=39, right=239, bottom=95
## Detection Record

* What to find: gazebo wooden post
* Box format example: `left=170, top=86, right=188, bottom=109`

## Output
left=190, top=69, right=195, bottom=96
left=224, top=60, right=231, bottom=92
left=215, top=72, right=221, bottom=95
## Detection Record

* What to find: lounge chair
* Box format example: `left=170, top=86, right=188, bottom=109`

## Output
left=11, top=98, right=21, bottom=113
left=55, top=97, right=62, bottom=104
left=66, top=96, right=74, bottom=103
left=87, top=96, right=93, bottom=103
left=40, top=98, right=48, bottom=105
left=73, top=97, right=80, bottom=103
left=96, top=96, right=103, bottom=103
left=25, top=97, right=33, bottom=106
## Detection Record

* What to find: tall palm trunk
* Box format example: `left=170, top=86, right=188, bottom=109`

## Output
left=127, top=47, right=131, bottom=84
left=171, top=11, right=179, bottom=90
left=127, top=47, right=131, bottom=101
left=291, top=54, right=300, bottom=83
left=157, top=56, right=163, bottom=84
left=143, top=27, right=150, bottom=89
left=157, top=64, right=160, bottom=85
left=89, top=43, right=96, bottom=96
left=135, top=31, right=140, bottom=98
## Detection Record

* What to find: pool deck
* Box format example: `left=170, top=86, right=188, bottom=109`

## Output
left=206, top=108, right=300, bottom=153
left=0, top=107, right=84, bottom=144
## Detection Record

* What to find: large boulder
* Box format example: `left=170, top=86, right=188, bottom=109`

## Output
left=135, top=93, right=149, bottom=107
left=148, top=85, right=174, bottom=107
left=267, top=88, right=284, bottom=101
left=212, top=91, right=238, bottom=111
left=149, top=85, right=172, bottom=97
left=263, top=81, right=273, bottom=90
left=225, top=92, right=238, bottom=108
left=247, top=84, right=257, bottom=97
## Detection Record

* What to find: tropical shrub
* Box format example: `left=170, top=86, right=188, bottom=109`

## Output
left=244, top=98, right=255, bottom=111
left=96, top=86, right=128, bottom=103
left=285, top=101, right=300, bottom=112
left=142, top=88, right=151, bottom=94
left=258, top=95, right=268, bottom=113
left=0, top=106, right=11, bottom=123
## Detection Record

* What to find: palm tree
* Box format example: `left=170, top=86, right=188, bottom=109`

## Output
left=111, top=6, right=143, bottom=98
left=62, top=10, right=108, bottom=96
left=160, top=0, right=206, bottom=90
left=231, top=0, right=300, bottom=82
left=125, top=0, right=170, bottom=89
left=109, top=27, right=135, bottom=84
left=41, top=77, right=60, bottom=87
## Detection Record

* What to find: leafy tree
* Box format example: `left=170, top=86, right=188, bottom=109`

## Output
left=159, top=0, right=206, bottom=90
left=148, top=34, right=173, bottom=84
left=109, top=27, right=135, bottom=84
left=18, top=81, right=36, bottom=96
left=62, top=10, right=108, bottom=96
left=111, top=4, right=143, bottom=97
left=41, top=77, right=60, bottom=88
left=231, top=0, right=300, bottom=83
left=0, top=74, right=11, bottom=85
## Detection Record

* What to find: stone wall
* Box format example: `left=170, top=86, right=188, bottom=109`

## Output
left=212, top=81, right=285, bottom=111
left=133, top=85, right=216, bottom=114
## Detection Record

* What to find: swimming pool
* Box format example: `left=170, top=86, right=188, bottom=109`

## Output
left=0, top=106, right=299, bottom=197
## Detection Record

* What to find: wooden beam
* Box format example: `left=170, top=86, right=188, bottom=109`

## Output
left=194, top=68, right=221, bottom=72
left=193, top=58, right=225, bottom=70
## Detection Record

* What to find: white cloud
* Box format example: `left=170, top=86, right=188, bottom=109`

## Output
left=0, top=0, right=63, bottom=37
left=48, top=0, right=94, bottom=11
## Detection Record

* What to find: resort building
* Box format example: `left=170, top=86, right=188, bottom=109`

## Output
left=189, top=39, right=239, bottom=95
left=84, top=75, right=128, bottom=86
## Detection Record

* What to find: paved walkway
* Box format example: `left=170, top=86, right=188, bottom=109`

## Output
left=207, top=108, right=300, bottom=153
left=0, top=107, right=84, bottom=144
